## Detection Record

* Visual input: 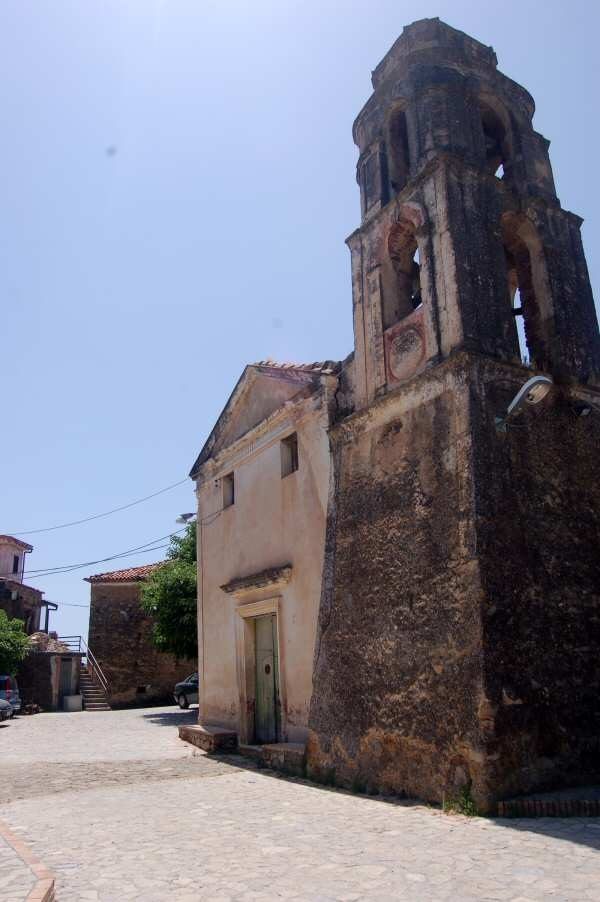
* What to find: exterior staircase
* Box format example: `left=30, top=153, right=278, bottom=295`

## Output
left=80, top=665, right=111, bottom=711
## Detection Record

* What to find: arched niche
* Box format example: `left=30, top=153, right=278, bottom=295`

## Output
left=501, top=213, right=553, bottom=371
left=386, top=105, right=411, bottom=196
left=381, top=215, right=423, bottom=331
left=479, top=97, right=513, bottom=179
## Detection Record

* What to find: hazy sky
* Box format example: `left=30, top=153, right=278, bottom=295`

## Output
left=1, top=0, right=598, bottom=638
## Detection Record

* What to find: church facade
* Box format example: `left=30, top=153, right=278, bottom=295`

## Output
left=190, top=19, right=600, bottom=810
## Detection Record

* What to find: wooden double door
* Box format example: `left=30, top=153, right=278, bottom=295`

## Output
left=254, top=613, right=280, bottom=744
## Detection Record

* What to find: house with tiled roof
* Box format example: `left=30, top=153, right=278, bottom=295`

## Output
left=188, top=357, right=346, bottom=748
left=85, top=561, right=195, bottom=708
left=0, top=536, right=49, bottom=635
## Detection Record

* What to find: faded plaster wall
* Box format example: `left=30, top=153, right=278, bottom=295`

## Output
left=197, top=392, right=332, bottom=743
left=0, top=545, right=26, bottom=583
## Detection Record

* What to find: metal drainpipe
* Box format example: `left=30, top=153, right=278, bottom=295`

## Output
left=43, top=601, right=58, bottom=632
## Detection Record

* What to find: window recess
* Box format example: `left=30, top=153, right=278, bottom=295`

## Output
left=280, top=433, right=299, bottom=478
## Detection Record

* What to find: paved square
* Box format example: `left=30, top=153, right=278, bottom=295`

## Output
left=1, top=707, right=599, bottom=901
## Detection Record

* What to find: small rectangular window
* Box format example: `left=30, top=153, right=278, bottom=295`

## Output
left=12, top=555, right=19, bottom=575
left=223, top=472, right=235, bottom=508
left=281, top=433, right=299, bottom=478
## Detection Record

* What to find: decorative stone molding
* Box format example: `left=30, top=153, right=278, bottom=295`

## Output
left=384, top=311, right=427, bottom=384
left=220, top=564, right=292, bottom=598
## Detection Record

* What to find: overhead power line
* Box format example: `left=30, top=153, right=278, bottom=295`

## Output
left=2, top=477, right=190, bottom=536
left=19, top=544, right=170, bottom=581
left=0, top=527, right=188, bottom=581
left=54, top=602, right=91, bottom=608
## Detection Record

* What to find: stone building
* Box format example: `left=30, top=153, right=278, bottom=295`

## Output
left=86, top=563, right=195, bottom=707
left=0, top=536, right=54, bottom=634
left=18, top=632, right=81, bottom=711
left=190, top=19, right=600, bottom=810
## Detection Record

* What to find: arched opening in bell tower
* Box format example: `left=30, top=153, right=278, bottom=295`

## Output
left=382, top=220, right=423, bottom=330
left=479, top=100, right=512, bottom=179
left=502, top=215, right=550, bottom=371
left=387, top=107, right=411, bottom=195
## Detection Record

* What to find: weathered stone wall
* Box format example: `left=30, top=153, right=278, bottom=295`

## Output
left=309, top=354, right=600, bottom=808
left=471, top=359, right=600, bottom=801
left=310, top=18, right=600, bottom=811
left=17, top=652, right=79, bottom=711
left=88, top=583, right=195, bottom=707
left=18, top=653, right=54, bottom=709
left=0, top=580, right=43, bottom=634
left=309, top=357, right=490, bottom=802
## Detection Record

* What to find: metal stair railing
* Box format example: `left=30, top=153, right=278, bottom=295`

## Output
left=58, top=635, right=110, bottom=697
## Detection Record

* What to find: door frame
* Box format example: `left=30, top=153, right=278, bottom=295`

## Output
left=235, top=597, right=286, bottom=744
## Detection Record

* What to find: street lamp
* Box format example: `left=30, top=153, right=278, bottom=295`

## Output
left=495, top=375, right=553, bottom=433
left=175, top=513, right=196, bottom=525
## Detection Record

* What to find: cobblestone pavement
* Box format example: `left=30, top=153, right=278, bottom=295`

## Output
left=1, top=707, right=600, bottom=901
left=0, top=834, right=35, bottom=902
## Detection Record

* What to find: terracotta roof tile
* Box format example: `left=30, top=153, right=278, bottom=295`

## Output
left=85, top=562, right=165, bottom=584
left=253, top=359, right=341, bottom=376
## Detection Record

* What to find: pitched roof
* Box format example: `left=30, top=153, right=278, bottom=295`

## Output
left=84, top=562, right=164, bottom=584
left=189, top=358, right=341, bottom=478
left=0, top=535, right=33, bottom=552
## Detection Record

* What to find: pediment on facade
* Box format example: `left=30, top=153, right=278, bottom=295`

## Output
left=190, top=361, right=339, bottom=476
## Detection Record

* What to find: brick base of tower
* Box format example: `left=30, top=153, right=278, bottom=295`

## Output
left=308, top=352, right=600, bottom=811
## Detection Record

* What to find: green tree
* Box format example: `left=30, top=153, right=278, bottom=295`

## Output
left=140, top=521, right=197, bottom=660
left=0, top=610, right=31, bottom=675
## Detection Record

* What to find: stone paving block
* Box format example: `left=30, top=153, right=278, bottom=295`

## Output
left=0, top=708, right=599, bottom=901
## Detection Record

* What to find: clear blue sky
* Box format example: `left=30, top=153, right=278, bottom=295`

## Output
left=1, top=0, right=598, bottom=639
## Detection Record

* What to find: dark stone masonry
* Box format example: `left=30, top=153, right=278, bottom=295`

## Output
left=86, top=565, right=195, bottom=707
left=307, top=18, right=600, bottom=811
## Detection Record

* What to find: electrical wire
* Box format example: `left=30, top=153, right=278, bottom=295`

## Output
left=2, top=477, right=190, bottom=536
left=53, top=602, right=91, bottom=608
left=23, top=530, right=186, bottom=575
left=0, top=527, right=189, bottom=581
left=19, top=544, right=171, bottom=581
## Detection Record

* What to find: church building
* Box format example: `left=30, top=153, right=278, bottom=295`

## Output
left=189, top=19, right=600, bottom=811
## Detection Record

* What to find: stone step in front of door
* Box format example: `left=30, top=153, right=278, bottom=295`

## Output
left=178, top=724, right=238, bottom=753
left=238, top=742, right=307, bottom=777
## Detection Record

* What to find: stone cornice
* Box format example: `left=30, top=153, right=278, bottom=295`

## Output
left=220, top=564, right=292, bottom=598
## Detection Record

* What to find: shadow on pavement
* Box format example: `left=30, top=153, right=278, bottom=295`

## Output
left=142, top=708, right=198, bottom=728
left=493, top=815, right=600, bottom=853
left=204, top=750, right=600, bottom=852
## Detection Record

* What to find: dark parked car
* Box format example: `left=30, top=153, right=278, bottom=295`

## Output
left=0, top=698, right=14, bottom=721
left=0, top=676, right=21, bottom=714
left=174, top=673, right=198, bottom=709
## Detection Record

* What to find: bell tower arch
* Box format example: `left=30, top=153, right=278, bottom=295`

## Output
left=349, top=17, right=600, bottom=408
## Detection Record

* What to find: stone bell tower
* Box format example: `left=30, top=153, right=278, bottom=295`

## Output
left=308, top=19, right=600, bottom=810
